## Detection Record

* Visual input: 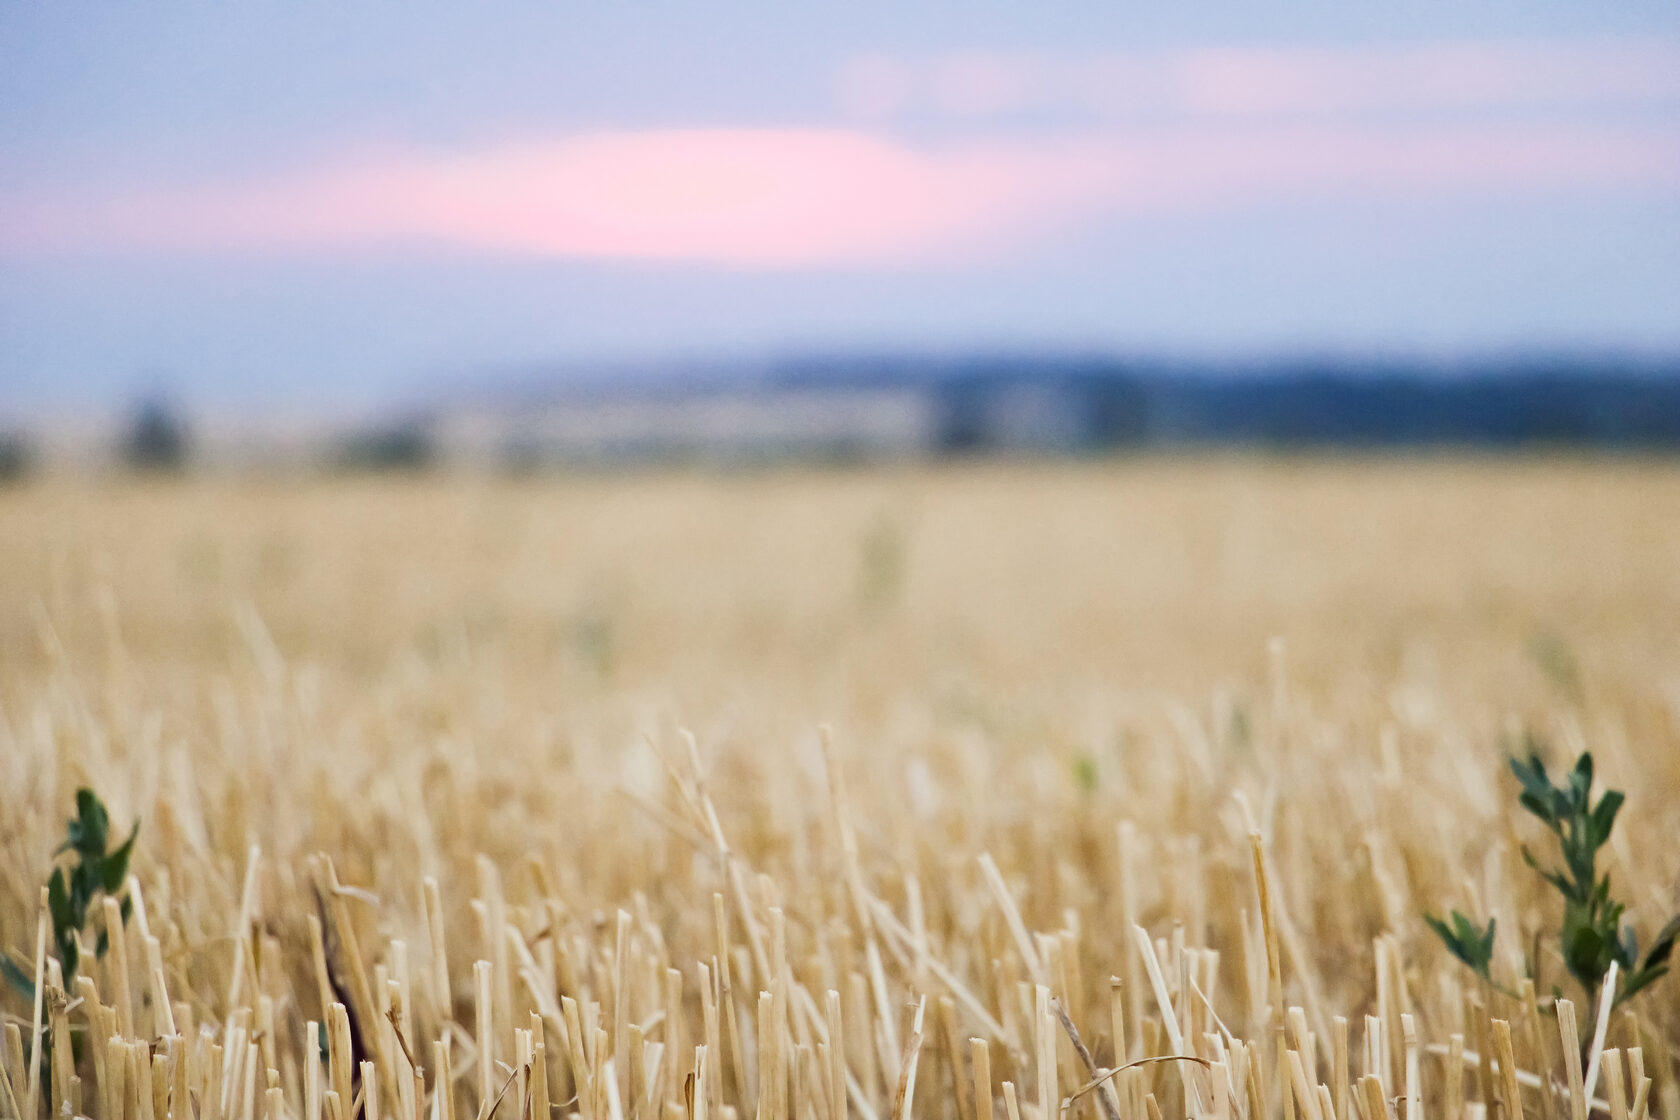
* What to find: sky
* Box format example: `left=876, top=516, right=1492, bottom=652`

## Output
left=2, top=3, right=1679, bottom=421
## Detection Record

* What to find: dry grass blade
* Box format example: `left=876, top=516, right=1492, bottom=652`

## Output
left=1051, top=998, right=1120, bottom=1120
left=1064, top=1056, right=1215, bottom=1106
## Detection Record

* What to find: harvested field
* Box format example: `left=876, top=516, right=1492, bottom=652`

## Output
left=2, top=458, right=1678, bottom=1120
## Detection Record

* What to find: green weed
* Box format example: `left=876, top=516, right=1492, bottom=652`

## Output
left=1428, top=750, right=1679, bottom=1009
left=0, top=789, right=138, bottom=999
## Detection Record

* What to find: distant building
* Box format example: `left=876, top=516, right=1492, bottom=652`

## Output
left=433, top=384, right=943, bottom=465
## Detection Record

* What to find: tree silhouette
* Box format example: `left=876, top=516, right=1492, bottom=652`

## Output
left=122, top=397, right=190, bottom=471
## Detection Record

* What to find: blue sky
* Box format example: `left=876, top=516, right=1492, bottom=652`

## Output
left=2, top=2, right=1678, bottom=420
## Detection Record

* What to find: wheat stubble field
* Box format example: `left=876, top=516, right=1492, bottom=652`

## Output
left=2, top=458, right=1678, bottom=1120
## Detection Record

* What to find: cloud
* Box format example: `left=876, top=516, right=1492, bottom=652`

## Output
left=3, top=130, right=1113, bottom=267
left=838, top=39, right=1680, bottom=122
left=4, top=120, right=1677, bottom=269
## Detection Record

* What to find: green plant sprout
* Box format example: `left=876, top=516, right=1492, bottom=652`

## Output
left=1, top=789, right=139, bottom=999
left=1427, top=750, right=1679, bottom=1010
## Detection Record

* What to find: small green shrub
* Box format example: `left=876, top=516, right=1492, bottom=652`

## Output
left=1, top=789, right=139, bottom=999
left=1428, top=750, right=1679, bottom=1009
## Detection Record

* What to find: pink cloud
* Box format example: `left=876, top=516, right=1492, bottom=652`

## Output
left=4, top=121, right=1677, bottom=268
left=1175, top=40, right=1680, bottom=118
left=5, top=130, right=1108, bottom=266
left=839, top=38, right=1680, bottom=122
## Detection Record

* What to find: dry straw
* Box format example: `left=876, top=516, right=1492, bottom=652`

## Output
left=2, top=466, right=1679, bottom=1120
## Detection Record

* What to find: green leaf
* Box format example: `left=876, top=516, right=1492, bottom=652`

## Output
left=1644, top=915, right=1680, bottom=970
left=1569, top=753, right=1594, bottom=809
left=1427, top=910, right=1497, bottom=978
left=1617, top=963, right=1669, bottom=1005
left=1589, top=791, right=1624, bottom=851
left=101, top=822, right=139, bottom=894
left=68, top=866, right=94, bottom=920
left=47, top=867, right=74, bottom=937
left=1518, top=791, right=1554, bottom=829
left=1517, top=790, right=1549, bottom=823
left=1510, top=756, right=1556, bottom=821
left=72, top=789, right=110, bottom=855
left=1508, top=752, right=1547, bottom=793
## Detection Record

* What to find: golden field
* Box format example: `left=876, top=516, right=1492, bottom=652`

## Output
left=2, top=458, right=1678, bottom=1120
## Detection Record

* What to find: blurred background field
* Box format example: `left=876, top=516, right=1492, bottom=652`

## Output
left=7, top=458, right=1680, bottom=708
